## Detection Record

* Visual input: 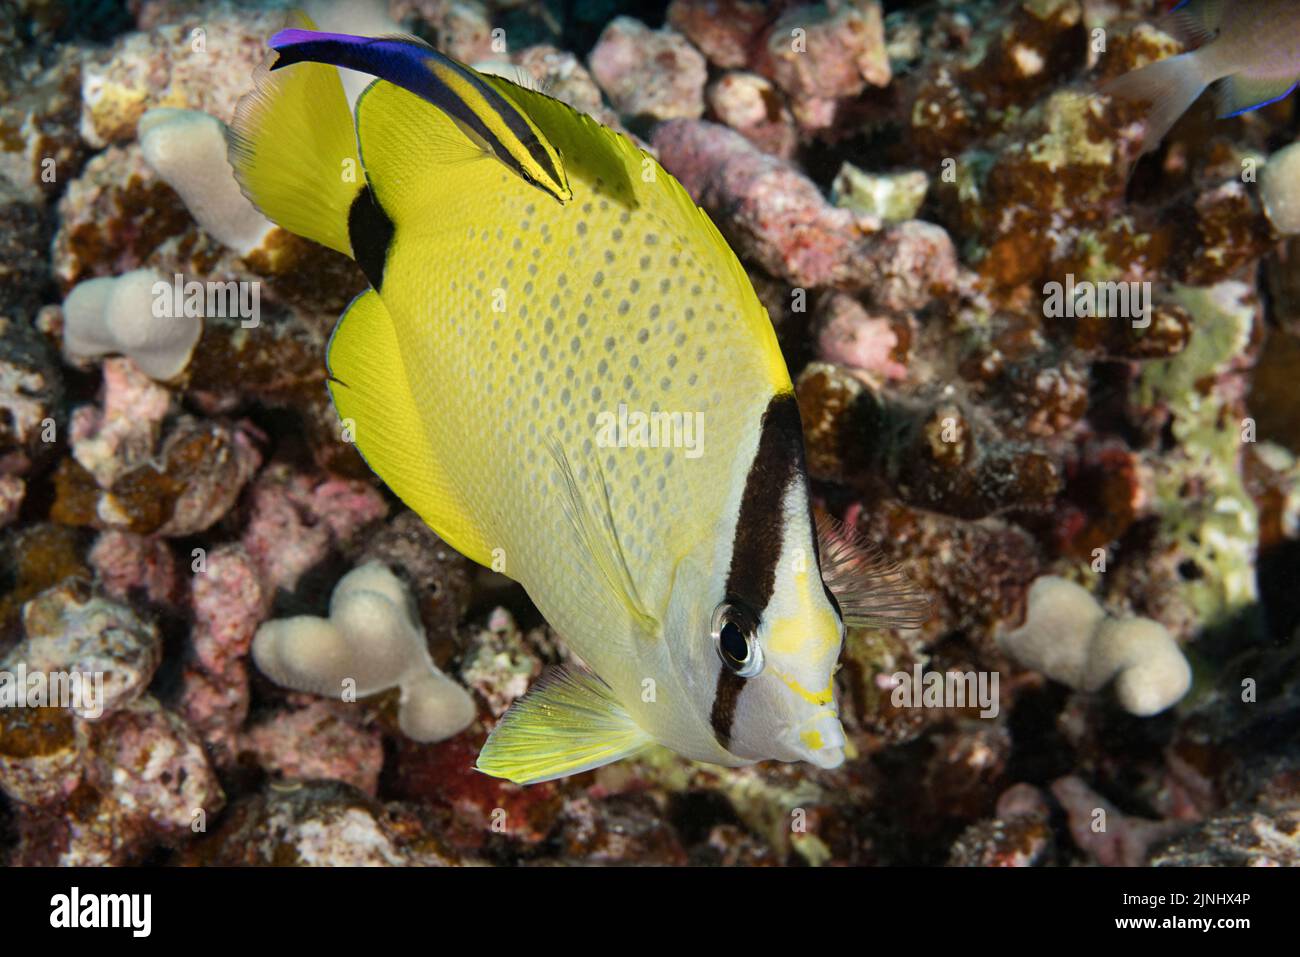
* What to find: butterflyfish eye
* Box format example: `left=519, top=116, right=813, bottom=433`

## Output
left=711, top=603, right=764, bottom=678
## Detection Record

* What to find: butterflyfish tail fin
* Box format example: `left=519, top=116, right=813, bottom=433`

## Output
left=227, top=10, right=362, bottom=257
left=326, top=290, right=496, bottom=568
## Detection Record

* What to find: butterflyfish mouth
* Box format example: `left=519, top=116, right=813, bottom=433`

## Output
left=786, top=711, right=847, bottom=767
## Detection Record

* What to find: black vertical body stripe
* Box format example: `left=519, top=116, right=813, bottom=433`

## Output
left=348, top=185, right=394, bottom=290
left=710, top=392, right=807, bottom=749
left=452, top=68, right=565, bottom=189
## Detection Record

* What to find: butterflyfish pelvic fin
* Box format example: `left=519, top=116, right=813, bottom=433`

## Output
left=476, top=667, right=654, bottom=785
left=227, top=11, right=362, bottom=257
left=326, top=290, right=495, bottom=568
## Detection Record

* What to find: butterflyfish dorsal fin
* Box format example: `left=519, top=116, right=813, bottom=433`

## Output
left=1167, top=0, right=1225, bottom=43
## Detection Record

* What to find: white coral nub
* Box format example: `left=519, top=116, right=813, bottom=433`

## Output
left=138, top=107, right=275, bottom=255
left=252, top=562, right=477, bottom=742
left=999, top=576, right=1192, bottom=717
left=1261, top=142, right=1300, bottom=237
left=62, top=268, right=202, bottom=381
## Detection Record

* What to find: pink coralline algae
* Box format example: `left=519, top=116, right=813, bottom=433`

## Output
left=87, top=529, right=180, bottom=607
left=813, top=293, right=909, bottom=382
left=240, top=464, right=389, bottom=597
left=706, top=72, right=798, bottom=160
left=667, top=0, right=771, bottom=70
left=588, top=17, right=708, bottom=123
left=1051, top=775, right=1182, bottom=868
left=753, top=1, right=890, bottom=131
left=239, top=700, right=384, bottom=797
left=179, top=542, right=265, bottom=755
left=653, top=118, right=957, bottom=298
left=66, top=356, right=170, bottom=487
left=77, top=8, right=286, bottom=147
left=49, top=358, right=263, bottom=539
left=2, top=693, right=223, bottom=865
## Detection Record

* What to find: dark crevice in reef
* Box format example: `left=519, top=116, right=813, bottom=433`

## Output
left=1258, top=539, right=1300, bottom=643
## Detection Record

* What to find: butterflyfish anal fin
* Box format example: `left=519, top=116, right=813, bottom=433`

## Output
left=476, top=667, right=654, bottom=785
left=326, top=290, right=495, bottom=568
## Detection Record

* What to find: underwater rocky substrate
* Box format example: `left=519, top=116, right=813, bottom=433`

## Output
left=0, top=0, right=1298, bottom=865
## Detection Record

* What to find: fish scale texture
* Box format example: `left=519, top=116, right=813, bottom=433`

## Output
left=360, top=81, right=783, bottom=682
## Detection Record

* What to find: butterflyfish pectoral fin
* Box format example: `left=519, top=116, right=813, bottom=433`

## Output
left=815, top=511, right=930, bottom=630
left=544, top=437, right=660, bottom=637
left=326, top=290, right=496, bottom=568
left=476, top=667, right=654, bottom=785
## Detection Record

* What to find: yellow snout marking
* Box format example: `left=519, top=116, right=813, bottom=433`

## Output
left=772, top=669, right=834, bottom=706
left=800, top=728, right=825, bottom=751
left=766, top=574, right=840, bottom=659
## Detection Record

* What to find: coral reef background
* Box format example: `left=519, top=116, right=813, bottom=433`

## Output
left=1, top=0, right=1298, bottom=866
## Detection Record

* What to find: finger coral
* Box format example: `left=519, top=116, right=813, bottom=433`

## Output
left=138, top=107, right=273, bottom=256
left=998, top=576, right=1192, bottom=717
left=61, top=267, right=201, bottom=380
left=1261, top=142, right=1300, bottom=237
left=252, top=562, right=477, bottom=743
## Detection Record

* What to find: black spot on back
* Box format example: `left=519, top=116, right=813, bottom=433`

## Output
left=348, top=185, right=394, bottom=290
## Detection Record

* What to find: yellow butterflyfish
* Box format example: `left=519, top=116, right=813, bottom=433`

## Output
left=228, top=25, right=928, bottom=785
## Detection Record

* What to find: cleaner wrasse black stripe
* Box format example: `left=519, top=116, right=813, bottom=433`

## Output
left=268, top=28, right=572, bottom=205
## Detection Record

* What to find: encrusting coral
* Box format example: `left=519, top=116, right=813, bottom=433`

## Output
left=252, top=562, right=477, bottom=743
left=998, top=575, right=1192, bottom=717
